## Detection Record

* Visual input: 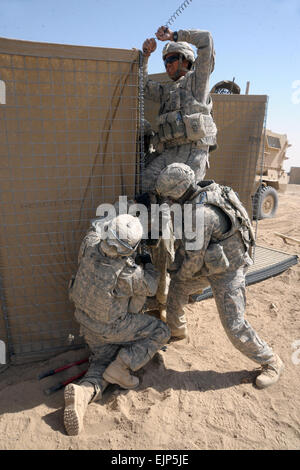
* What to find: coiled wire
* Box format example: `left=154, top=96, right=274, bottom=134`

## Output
left=165, top=0, right=193, bottom=28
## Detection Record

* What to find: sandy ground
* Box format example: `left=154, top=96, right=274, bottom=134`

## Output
left=0, top=185, right=299, bottom=451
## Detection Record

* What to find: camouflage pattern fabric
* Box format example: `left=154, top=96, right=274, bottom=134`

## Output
left=142, top=145, right=209, bottom=192
left=150, top=239, right=172, bottom=306
left=148, top=198, right=176, bottom=306
left=70, top=229, right=170, bottom=400
left=141, top=30, right=216, bottom=301
left=166, top=202, right=274, bottom=365
left=77, top=311, right=170, bottom=401
left=143, top=30, right=216, bottom=127
left=142, top=29, right=216, bottom=192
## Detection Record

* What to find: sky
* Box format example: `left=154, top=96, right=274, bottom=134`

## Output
left=1, top=0, right=299, bottom=171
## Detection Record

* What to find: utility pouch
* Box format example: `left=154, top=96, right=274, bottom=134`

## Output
left=167, top=110, right=186, bottom=139
left=183, top=113, right=217, bottom=141
left=157, top=111, right=186, bottom=142
left=204, top=243, right=229, bottom=275
left=157, top=113, right=173, bottom=142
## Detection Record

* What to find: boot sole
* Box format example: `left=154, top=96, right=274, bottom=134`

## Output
left=103, top=371, right=139, bottom=390
left=63, top=384, right=83, bottom=436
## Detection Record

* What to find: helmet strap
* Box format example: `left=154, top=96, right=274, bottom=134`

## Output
left=176, top=183, right=198, bottom=205
left=100, top=240, right=119, bottom=258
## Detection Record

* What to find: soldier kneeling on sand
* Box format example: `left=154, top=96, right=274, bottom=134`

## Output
left=64, top=214, right=170, bottom=436
left=154, top=163, right=284, bottom=390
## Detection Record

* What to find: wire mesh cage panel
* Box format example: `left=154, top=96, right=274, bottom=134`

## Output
left=206, top=93, right=267, bottom=217
left=0, top=38, right=140, bottom=363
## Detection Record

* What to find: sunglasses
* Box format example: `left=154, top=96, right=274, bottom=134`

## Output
left=164, top=54, right=180, bottom=67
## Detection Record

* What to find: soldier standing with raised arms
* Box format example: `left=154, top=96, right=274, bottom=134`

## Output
left=141, top=25, right=217, bottom=191
left=141, top=25, right=217, bottom=315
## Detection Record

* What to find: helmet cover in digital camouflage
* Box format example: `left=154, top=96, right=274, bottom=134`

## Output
left=162, top=41, right=195, bottom=64
left=105, top=214, right=143, bottom=255
left=155, top=163, right=196, bottom=200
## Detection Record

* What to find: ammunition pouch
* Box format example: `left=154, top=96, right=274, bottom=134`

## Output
left=155, top=111, right=217, bottom=148
left=157, top=110, right=186, bottom=142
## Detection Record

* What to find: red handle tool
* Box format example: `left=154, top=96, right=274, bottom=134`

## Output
left=44, top=369, right=88, bottom=395
left=38, top=358, right=89, bottom=380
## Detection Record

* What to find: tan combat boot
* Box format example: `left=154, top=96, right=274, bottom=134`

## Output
left=256, top=354, right=284, bottom=389
left=63, top=382, right=95, bottom=436
left=159, top=304, right=167, bottom=323
left=103, top=356, right=139, bottom=389
left=169, top=326, right=189, bottom=343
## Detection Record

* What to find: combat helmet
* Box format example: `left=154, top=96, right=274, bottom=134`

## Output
left=156, top=163, right=196, bottom=200
left=162, top=41, right=195, bottom=66
left=104, top=214, right=143, bottom=256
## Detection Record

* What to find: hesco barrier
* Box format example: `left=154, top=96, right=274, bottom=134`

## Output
left=0, top=38, right=140, bottom=364
left=0, top=46, right=297, bottom=365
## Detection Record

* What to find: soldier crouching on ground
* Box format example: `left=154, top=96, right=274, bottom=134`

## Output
left=154, top=163, right=284, bottom=390
left=64, top=214, right=170, bottom=436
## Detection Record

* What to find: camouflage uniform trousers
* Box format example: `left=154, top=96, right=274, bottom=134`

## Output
left=142, top=144, right=209, bottom=306
left=167, top=265, right=274, bottom=365
left=77, top=308, right=171, bottom=400
left=150, top=238, right=173, bottom=306
left=149, top=204, right=176, bottom=306
left=142, top=143, right=209, bottom=193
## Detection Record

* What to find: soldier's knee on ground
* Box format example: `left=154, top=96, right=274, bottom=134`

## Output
left=153, top=318, right=171, bottom=344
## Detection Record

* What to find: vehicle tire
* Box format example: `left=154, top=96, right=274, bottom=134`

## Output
left=252, top=186, right=279, bottom=220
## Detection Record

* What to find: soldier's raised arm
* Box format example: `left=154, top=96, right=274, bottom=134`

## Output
left=175, top=29, right=215, bottom=106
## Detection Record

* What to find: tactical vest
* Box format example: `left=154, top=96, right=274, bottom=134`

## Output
left=192, top=181, right=255, bottom=273
left=155, top=75, right=217, bottom=148
left=69, top=235, right=127, bottom=325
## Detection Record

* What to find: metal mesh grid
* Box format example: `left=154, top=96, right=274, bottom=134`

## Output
left=206, top=93, right=268, bottom=218
left=0, top=47, right=271, bottom=365
left=0, top=41, right=140, bottom=363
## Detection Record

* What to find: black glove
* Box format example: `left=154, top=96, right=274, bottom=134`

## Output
left=135, top=253, right=152, bottom=266
left=135, top=192, right=153, bottom=209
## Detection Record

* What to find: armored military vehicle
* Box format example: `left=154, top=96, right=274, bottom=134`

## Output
left=252, top=130, right=290, bottom=219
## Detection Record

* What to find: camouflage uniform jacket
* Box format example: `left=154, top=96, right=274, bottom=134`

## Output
left=143, top=29, right=217, bottom=147
left=69, top=229, right=159, bottom=329
left=170, top=181, right=255, bottom=282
